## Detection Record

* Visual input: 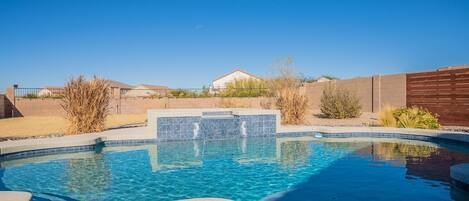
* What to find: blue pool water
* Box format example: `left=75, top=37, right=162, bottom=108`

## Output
left=1, top=136, right=469, bottom=201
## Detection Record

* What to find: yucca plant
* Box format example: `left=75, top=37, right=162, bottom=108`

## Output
left=62, top=76, right=110, bottom=134
left=393, top=107, right=440, bottom=129
left=378, top=106, right=440, bottom=129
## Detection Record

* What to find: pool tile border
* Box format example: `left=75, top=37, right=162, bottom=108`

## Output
left=1, top=125, right=468, bottom=161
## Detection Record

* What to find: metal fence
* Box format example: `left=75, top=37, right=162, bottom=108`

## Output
left=14, top=87, right=65, bottom=98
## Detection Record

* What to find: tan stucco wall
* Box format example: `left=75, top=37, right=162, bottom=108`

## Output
left=304, top=73, right=406, bottom=112
left=378, top=74, right=407, bottom=109
left=10, top=97, right=273, bottom=116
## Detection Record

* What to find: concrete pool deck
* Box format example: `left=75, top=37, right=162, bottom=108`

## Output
left=0, top=191, right=32, bottom=201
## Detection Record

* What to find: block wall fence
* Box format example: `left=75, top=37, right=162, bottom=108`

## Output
left=2, top=68, right=468, bottom=126
left=303, top=73, right=407, bottom=112
left=1, top=73, right=407, bottom=117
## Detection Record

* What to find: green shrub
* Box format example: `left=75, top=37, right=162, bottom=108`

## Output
left=41, top=94, right=65, bottom=99
left=169, top=88, right=210, bottom=98
left=393, top=107, right=440, bottom=129
left=320, top=84, right=362, bottom=119
left=24, top=93, right=38, bottom=99
left=378, top=106, right=440, bottom=129
left=170, top=89, right=198, bottom=98
left=220, top=78, right=269, bottom=97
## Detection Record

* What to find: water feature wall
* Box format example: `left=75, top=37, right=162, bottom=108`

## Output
left=148, top=109, right=280, bottom=141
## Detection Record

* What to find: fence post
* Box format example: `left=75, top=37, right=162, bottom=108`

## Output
left=372, top=75, right=381, bottom=113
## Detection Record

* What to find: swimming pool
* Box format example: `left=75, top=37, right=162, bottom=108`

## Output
left=1, top=136, right=469, bottom=201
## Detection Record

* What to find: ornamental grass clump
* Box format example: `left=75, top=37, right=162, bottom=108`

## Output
left=320, top=83, right=362, bottom=119
left=62, top=76, right=111, bottom=134
left=378, top=105, right=397, bottom=127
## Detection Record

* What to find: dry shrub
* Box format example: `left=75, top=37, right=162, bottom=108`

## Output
left=320, top=83, right=362, bottom=119
left=378, top=105, right=397, bottom=127
left=276, top=88, right=308, bottom=124
left=266, top=59, right=308, bottom=124
left=62, top=76, right=111, bottom=134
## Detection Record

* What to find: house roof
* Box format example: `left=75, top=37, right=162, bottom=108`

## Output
left=139, top=84, right=170, bottom=90
left=106, top=80, right=134, bottom=89
left=212, top=69, right=262, bottom=82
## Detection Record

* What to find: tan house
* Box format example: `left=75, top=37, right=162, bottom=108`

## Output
left=124, top=84, right=170, bottom=97
left=316, top=76, right=332, bottom=83
left=211, top=69, right=262, bottom=90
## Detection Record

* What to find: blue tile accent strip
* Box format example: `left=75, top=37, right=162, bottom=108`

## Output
left=156, top=114, right=277, bottom=140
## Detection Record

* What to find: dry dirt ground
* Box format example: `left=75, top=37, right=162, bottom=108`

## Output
left=0, top=114, right=146, bottom=139
left=305, top=110, right=379, bottom=126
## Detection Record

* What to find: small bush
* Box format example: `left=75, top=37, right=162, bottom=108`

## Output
left=40, top=94, right=65, bottom=99
left=62, top=76, right=111, bottom=134
left=148, top=93, right=163, bottom=99
left=24, top=93, right=38, bottom=99
left=276, top=88, right=308, bottom=124
left=220, top=78, right=269, bottom=97
left=169, top=88, right=209, bottom=98
left=170, top=89, right=198, bottom=98
left=320, top=84, right=362, bottom=119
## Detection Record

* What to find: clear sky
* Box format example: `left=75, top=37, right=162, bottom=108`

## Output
left=1, top=0, right=468, bottom=90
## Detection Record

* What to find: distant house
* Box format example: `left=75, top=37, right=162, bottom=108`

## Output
left=124, top=84, right=170, bottom=97
left=316, top=76, right=332, bottom=83
left=38, top=86, right=64, bottom=97
left=106, top=80, right=134, bottom=89
left=211, top=69, right=262, bottom=90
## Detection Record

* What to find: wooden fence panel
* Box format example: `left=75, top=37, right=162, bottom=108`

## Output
left=407, top=68, right=469, bottom=126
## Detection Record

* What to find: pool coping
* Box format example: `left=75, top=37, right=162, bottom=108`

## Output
left=1, top=125, right=468, bottom=158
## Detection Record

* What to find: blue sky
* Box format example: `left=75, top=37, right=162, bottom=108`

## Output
left=1, top=0, right=468, bottom=89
